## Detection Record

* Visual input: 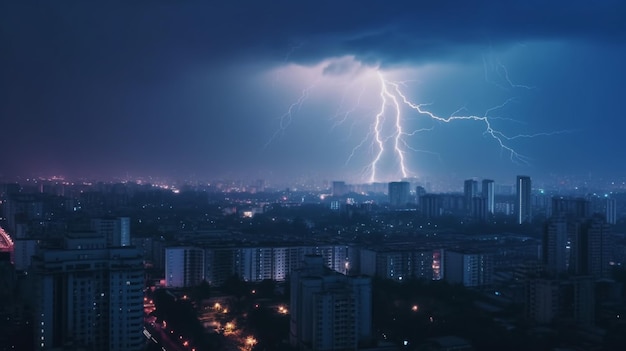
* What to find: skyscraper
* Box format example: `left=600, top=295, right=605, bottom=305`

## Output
left=415, top=186, right=426, bottom=208
left=481, top=179, right=495, bottom=214
left=543, top=216, right=569, bottom=274
left=516, top=176, right=532, bottom=224
left=421, top=194, right=442, bottom=218
left=570, top=216, right=611, bottom=278
left=471, top=196, right=487, bottom=221
left=551, top=197, right=590, bottom=219
left=388, top=181, right=410, bottom=208
left=32, top=232, right=144, bottom=351
left=463, top=179, right=478, bottom=213
left=605, top=197, right=617, bottom=225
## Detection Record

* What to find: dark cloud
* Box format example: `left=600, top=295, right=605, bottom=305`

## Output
left=1, top=1, right=625, bottom=182
left=2, top=1, right=624, bottom=70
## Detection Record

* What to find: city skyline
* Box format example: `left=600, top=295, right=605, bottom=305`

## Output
left=2, top=1, right=625, bottom=185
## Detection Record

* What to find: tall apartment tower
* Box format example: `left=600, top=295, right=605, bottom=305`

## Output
left=91, top=217, right=131, bottom=247
left=421, top=194, right=442, bottom=218
left=543, top=216, right=569, bottom=274
left=481, top=179, right=495, bottom=214
left=570, top=216, right=611, bottom=278
left=526, top=275, right=595, bottom=326
left=388, top=181, right=410, bottom=208
left=32, top=232, right=144, bottom=351
left=516, top=176, right=532, bottom=224
left=605, top=198, right=617, bottom=225
left=165, top=246, right=205, bottom=287
left=290, top=255, right=372, bottom=351
left=471, top=196, right=487, bottom=222
left=463, top=179, right=478, bottom=213
left=551, top=197, right=590, bottom=219
left=415, top=186, right=426, bottom=208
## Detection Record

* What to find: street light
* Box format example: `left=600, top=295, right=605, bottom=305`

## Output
left=245, top=336, right=257, bottom=350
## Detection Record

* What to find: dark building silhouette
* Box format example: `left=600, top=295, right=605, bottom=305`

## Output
left=605, top=197, right=617, bottom=224
left=463, top=179, right=478, bottom=213
left=543, top=216, right=569, bottom=274
left=570, top=215, right=612, bottom=278
left=526, top=275, right=595, bottom=325
left=332, top=181, right=348, bottom=197
left=420, top=194, right=442, bottom=218
left=481, top=179, right=495, bottom=214
left=388, top=181, right=410, bottom=208
left=415, top=186, right=426, bottom=208
left=471, top=196, right=486, bottom=222
left=551, top=197, right=591, bottom=218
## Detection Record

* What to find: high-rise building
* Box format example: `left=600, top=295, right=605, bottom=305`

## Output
left=516, top=176, right=532, bottom=224
left=420, top=194, right=442, bottom=218
left=463, top=179, right=478, bottom=213
left=290, top=255, right=371, bottom=351
left=605, top=197, right=617, bottom=225
left=543, top=216, right=569, bottom=274
left=525, top=276, right=595, bottom=326
left=471, top=196, right=487, bottom=221
left=165, top=246, right=205, bottom=287
left=550, top=197, right=590, bottom=219
left=525, top=278, right=561, bottom=324
left=388, top=181, right=410, bottom=208
left=415, top=186, right=426, bottom=208
left=570, top=216, right=611, bottom=278
left=13, top=238, right=37, bottom=271
left=91, top=217, right=131, bottom=247
left=31, top=232, right=144, bottom=351
left=481, top=179, right=495, bottom=214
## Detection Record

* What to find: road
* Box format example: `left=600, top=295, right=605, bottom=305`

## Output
left=144, top=322, right=187, bottom=351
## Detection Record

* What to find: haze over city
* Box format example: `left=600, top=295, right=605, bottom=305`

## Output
left=2, top=1, right=625, bottom=186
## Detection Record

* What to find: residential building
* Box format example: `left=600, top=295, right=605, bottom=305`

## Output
left=290, top=255, right=372, bottom=350
left=165, top=246, right=205, bottom=287
left=31, top=232, right=144, bottom=351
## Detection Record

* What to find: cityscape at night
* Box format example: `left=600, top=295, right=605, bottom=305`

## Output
left=1, top=1, right=626, bottom=351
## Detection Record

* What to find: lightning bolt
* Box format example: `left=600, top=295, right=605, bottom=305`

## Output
left=264, top=81, right=317, bottom=149
left=358, top=70, right=569, bottom=182
left=266, top=59, right=569, bottom=184
left=350, top=72, right=441, bottom=182
left=496, top=59, right=535, bottom=90
left=483, top=51, right=535, bottom=91
left=330, top=85, right=367, bottom=133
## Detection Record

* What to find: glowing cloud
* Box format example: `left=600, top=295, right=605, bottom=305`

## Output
left=264, top=56, right=570, bottom=183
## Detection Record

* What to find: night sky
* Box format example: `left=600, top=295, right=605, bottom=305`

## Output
left=2, top=1, right=625, bottom=186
